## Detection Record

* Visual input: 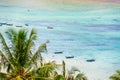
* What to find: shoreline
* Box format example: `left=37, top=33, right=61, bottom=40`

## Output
left=42, top=53, right=116, bottom=80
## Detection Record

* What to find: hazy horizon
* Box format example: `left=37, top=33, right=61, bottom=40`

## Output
left=0, top=0, right=120, bottom=10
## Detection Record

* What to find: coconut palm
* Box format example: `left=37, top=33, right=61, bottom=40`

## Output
left=54, top=61, right=88, bottom=80
left=0, top=28, right=87, bottom=80
left=110, top=70, right=120, bottom=80
left=0, top=28, right=59, bottom=80
left=66, top=67, right=87, bottom=80
left=33, top=60, right=63, bottom=80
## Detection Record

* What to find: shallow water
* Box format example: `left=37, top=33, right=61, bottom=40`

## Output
left=0, top=4, right=120, bottom=80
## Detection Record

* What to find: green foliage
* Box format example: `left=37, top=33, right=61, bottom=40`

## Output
left=0, top=28, right=49, bottom=79
left=33, top=61, right=58, bottom=80
left=54, top=75, right=64, bottom=80
left=110, top=70, right=120, bottom=80
left=0, top=72, right=7, bottom=79
left=0, top=28, right=88, bottom=80
left=75, top=73, right=88, bottom=80
left=66, top=67, right=88, bottom=80
left=62, top=61, right=66, bottom=80
left=54, top=61, right=88, bottom=80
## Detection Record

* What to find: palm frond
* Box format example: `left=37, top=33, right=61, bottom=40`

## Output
left=31, top=61, right=62, bottom=80
left=15, top=29, right=28, bottom=67
left=75, top=73, right=88, bottom=80
left=110, top=70, right=120, bottom=80
left=29, top=28, right=37, bottom=40
left=39, top=63, right=62, bottom=69
left=62, top=61, right=66, bottom=79
left=110, top=74, right=120, bottom=80
left=5, top=28, right=17, bottom=44
left=0, top=33, right=15, bottom=61
left=68, top=67, right=80, bottom=74
left=29, top=76, right=53, bottom=80
left=0, top=72, right=8, bottom=79
left=54, top=75, right=64, bottom=80
left=116, top=70, right=120, bottom=75
left=28, top=41, right=47, bottom=66
left=0, top=50, right=15, bottom=70
left=23, top=29, right=37, bottom=67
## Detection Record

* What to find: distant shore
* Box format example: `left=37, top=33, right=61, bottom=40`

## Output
left=0, top=0, right=120, bottom=10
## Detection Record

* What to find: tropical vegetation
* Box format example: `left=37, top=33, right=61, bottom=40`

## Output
left=110, top=70, right=120, bottom=80
left=0, top=28, right=87, bottom=80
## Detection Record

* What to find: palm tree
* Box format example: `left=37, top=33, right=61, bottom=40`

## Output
left=66, top=67, right=87, bottom=80
left=0, top=28, right=59, bottom=80
left=0, top=28, right=87, bottom=80
left=110, top=70, right=120, bottom=80
left=54, top=61, right=88, bottom=80
left=33, top=60, right=63, bottom=80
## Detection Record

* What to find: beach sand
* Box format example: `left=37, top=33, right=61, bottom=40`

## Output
left=42, top=53, right=114, bottom=80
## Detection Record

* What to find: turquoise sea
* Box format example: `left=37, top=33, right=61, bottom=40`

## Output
left=0, top=4, right=120, bottom=79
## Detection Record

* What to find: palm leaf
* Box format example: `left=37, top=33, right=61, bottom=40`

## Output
left=116, top=70, right=120, bottom=75
left=0, top=33, right=15, bottom=61
left=0, top=50, right=15, bottom=70
left=110, top=74, right=120, bottom=80
left=110, top=70, right=120, bottom=80
left=5, top=28, right=17, bottom=45
left=23, top=29, right=37, bottom=67
left=54, top=75, right=64, bottom=80
left=29, top=76, right=53, bottom=80
left=28, top=42, right=47, bottom=66
left=69, top=67, right=80, bottom=74
left=62, top=61, right=66, bottom=80
left=35, top=61, right=60, bottom=77
left=0, top=72, right=8, bottom=79
left=75, top=73, right=88, bottom=80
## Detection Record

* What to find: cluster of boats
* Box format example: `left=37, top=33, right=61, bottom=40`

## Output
left=0, top=22, right=29, bottom=27
left=54, top=51, right=95, bottom=62
left=0, top=22, right=13, bottom=26
left=0, top=22, right=54, bottom=29
left=54, top=51, right=74, bottom=59
left=0, top=22, right=95, bottom=62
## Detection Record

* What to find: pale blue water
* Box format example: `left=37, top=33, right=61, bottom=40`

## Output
left=0, top=4, right=120, bottom=79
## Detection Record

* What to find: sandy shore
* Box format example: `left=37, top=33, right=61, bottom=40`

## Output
left=0, top=52, right=115, bottom=80
left=42, top=53, right=114, bottom=80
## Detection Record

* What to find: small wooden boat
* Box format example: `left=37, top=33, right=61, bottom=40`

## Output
left=25, top=24, right=29, bottom=26
left=54, top=51, right=63, bottom=54
left=6, top=23, right=13, bottom=26
left=66, top=56, right=74, bottom=59
left=16, top=26, right=22, bottom=27
left=86, top=59, right=95, bottom=62
left=47, top=26, right=53, bottom=29
left=0, top=22, right=7, bottom=25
